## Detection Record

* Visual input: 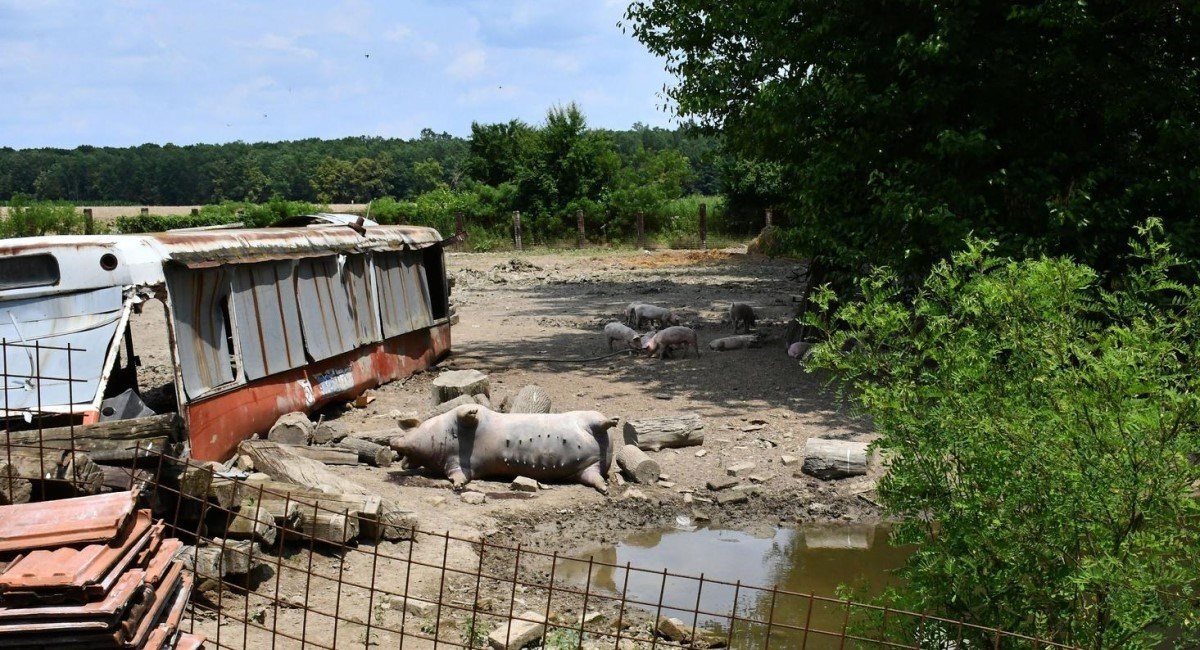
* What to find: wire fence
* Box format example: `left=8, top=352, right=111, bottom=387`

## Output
left=0, top=340, right=1078, bottom=649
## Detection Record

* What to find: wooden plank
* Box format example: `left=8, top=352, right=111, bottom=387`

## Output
left=282, top=445, right=360, bottom=465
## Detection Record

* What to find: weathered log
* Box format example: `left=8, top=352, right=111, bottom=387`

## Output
left=241, top=482, right=370, bottom=544
left=0, top=462, right=32, bottom=504
left=178, top=539, right=259, bottom=578
left=615, top=444, right=660, bottom=484
left=430, top=369, right=490, bottom=406
left=267, top=412, right=314, bottom=446
left=622, top=413, right=704, bottom=451
left=310, top=420, right=342, bottom=445
left=282, top=445, right=360, bottom=465
left=0, top=448, right=104, bottom=494
left=96, top=464, right=153, bottom=493
left=224, top=505, right=278, bottom=546
left=237, top=440, right=415, bottom=541
left=801, top=438, right=870, bottom=480
left=509, top=385, right=552, bottom=414
left=1, top=414, right=181, bottom=463
left=334, top=437, right=395, bottom=467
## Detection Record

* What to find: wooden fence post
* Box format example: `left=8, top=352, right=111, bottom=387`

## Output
left=83, top=208, right=94, bottom=235
left=576, top=209, right=585, bottom=248
left=512, top=211, right=523, bottom=251
left=190, top=208, right=200, bottom=216
left=699, top=203, right=707, bottom=250
left=456, top=211, right=465, bottom=239
left=765, top=208, right=773, bottom=229
left=636, top=211, right=645, bottom=249
left=140, top=207, right=149, bottom=217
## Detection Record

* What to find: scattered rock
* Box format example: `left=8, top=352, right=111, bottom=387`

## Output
left=780, top=454, right=799, bottom=467
left=706, top=477, right=739, bottom=491
left=511, top=476, right=540, bottom=492
left=461, top=491, right=487, bottom=505
left=694, top=449, right=708, bottom=458
left=487, top=611, right=546, bottom=650
left=726, top=462, right=756, bottom=477
left=716, top=491, right=749, bottom=506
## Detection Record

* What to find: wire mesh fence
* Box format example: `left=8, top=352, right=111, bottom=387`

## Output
left=0, top=339, right=1078, bottom=649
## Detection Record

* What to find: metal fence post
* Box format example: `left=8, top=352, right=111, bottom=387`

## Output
left=513, top=211, right=523, bottom=251
left=699, top=203, right=707, bottom=250
left=576, top=209, right=585, bottom=248
left=636, top=211, right=645, bottom=249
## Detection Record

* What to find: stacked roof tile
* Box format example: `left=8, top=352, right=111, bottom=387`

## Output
left=0, top=490, right=204, bottom=649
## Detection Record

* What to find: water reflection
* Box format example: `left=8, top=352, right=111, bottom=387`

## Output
left=556, top=523, right=912, bottom=649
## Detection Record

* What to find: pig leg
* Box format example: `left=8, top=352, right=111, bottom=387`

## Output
left=577, top=464, right=609, bottom=495
left=447, top=467, right=468, bottom=489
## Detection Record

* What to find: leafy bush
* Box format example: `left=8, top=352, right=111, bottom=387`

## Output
left=807, top=219, right=1200, bottom=648
left=2, top=195, right=85, bottom=237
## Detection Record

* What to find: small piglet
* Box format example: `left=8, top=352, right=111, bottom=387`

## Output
left=729, top=302, right=757, bottom=333
left=632, top=304, right=681, bottom=329
left=644, top=326, right=701, bottom=359
left=604, top=322, right=641, bottom=351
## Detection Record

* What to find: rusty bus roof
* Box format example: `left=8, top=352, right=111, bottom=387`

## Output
left=0, top=224, right=444, bottom=299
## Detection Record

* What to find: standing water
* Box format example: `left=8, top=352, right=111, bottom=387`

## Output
left=555, top=523, right=913, bottom=649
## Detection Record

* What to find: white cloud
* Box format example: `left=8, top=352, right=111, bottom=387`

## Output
left=445, top=48, right=487, bottom=80
left=383, top=24, right=412, bottom=42
left=252, top=33, right=319, bottom=59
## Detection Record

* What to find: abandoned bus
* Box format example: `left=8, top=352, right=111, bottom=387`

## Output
left=0, top=223, right=451, bottom=461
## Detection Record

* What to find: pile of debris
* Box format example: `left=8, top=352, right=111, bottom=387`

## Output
left=0, top=490, right=203, bottom=649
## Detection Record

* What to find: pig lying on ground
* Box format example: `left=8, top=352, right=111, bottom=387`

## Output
left=729, top=303, right=757, bottom=333
left=709, top=334, right=761, bottom=351
left=644, top=326, right=700, bottom=359
left=604, top=321, right=641, bottom=351
left=389, top=405, right=618, bottom=494
left=632, top=304, right=681, bottom=329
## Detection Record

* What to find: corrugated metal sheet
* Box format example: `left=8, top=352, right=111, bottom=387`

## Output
left=231, top=261, right=305, bottom=380
left=296, top=256, right=357, bottom=362
left=376, top=250, right=433, bottom=338
left=0, top=491, right=136, bottom=553
left=165, top=265, right=235, bottom=400
left=344, top=254, right=381, bottom=346
left=155, top=225, right=442, bottom=268
left=0, top=287, right=126, bottom=413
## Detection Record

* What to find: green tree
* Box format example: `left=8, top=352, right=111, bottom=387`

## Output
left=623, top=1, right=1200, bottom=282
left=807, top=220, right=1200, bottom=648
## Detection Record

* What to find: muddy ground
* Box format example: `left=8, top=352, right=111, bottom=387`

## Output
left=170, top=247, right=884, bottom=648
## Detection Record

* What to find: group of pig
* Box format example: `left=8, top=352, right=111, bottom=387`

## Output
left=604, top=301, right=758, bottom=359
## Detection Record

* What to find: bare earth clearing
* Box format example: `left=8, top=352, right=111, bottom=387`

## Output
left=176, top=247, right=884, bottom=648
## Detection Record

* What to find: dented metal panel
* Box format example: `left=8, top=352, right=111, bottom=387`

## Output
left=0, top=287, right=126, bottom=413
left=376, top=250, right=433, bottom=338
left=344, top=254, right=381, bottom=346
left=231, top=261, right=305, bottom=381
left=153, top=225, right=442, bottom=268
left=165, top=265, right=234, bottom=400
left=296, top=256, right=357, bottom=362
left=0, top=491, right=136, bottom=553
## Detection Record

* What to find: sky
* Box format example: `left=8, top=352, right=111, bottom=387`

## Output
left=0, top=0, right=679, bottom=150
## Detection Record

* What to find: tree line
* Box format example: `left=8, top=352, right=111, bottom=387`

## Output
left=0, top=105, right=781, bottom=241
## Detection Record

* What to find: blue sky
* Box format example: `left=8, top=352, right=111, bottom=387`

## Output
left=0, top=0, right=678, bottom=150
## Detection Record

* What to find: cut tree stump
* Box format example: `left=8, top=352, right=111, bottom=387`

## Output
left=622, top=413, right=704, bottom=451
left=237, top=440, right=415, bottom=541
left=267, top=412, right=314, bottom=446
left=334, top=437, right=396, bottom=467
left=615, top=444, right=660, bottom=484
left=430, top=370, right=490, bottom=406
left=178, top=539, right=260, bottom=578
left=801, top=438, right=870, bottom=480
left=509, top=385, right=552, bottom=414
left=426, top=394, right=478, bottom=418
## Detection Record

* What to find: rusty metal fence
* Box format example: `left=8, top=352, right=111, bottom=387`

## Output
left=0, top=341, right=1077, bottom=650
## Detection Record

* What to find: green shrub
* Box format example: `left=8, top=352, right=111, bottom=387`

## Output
left=2, top=195, right=84, bottom=237
left=807, top=219, right=1200, bottom=648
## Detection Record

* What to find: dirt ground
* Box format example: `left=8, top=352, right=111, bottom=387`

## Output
left=168, top=246, right=884, bottom=648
